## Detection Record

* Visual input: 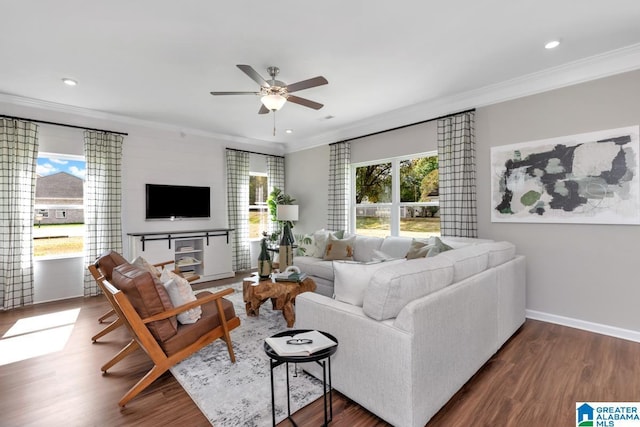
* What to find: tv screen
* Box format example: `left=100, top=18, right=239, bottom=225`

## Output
left=145, top=184, right=211, bottom=220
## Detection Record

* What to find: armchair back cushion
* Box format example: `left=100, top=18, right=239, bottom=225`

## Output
left=96, top=250, right=129, bottom=281
left=112, top=263, right=178, bottom=342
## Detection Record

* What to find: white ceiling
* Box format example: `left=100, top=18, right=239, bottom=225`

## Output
left=2, top=1, right=640, bottom=152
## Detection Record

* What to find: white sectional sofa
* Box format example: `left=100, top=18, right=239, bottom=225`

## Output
left=293, top=233, right=493, bottom=297
left=294, top=236, right=526, bottom=427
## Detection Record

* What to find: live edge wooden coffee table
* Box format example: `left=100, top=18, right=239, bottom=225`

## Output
left=242, top=276, right=316, bottom=327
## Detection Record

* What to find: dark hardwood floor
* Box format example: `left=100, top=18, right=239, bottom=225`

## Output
left=2, top=276, right=640, bottom=426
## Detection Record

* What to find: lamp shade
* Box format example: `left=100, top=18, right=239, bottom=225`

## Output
left=276, top=204, right=298, bottom=221
left=261, top=94, right=287, bottom=111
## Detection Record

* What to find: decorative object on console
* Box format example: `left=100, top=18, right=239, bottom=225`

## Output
left=277, top=204, right=298, bottom=271
left=257, top=234, right=272, bottom=279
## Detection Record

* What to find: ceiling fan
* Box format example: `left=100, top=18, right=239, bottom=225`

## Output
left=210, top=65, right=328, bottom=114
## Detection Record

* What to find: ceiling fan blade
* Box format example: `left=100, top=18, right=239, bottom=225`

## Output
left=210, top=91, right=259, bottom=95
left=287, top=95, right=324, bottom=110
left=286, top=76, right=328, bottom=93
left=237, top=64, right=270, bottom=88
left=258, top=104, right=270, bottom=115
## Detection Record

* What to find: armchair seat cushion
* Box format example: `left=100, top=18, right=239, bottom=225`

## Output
left=160, top=292, right=237, bottom=356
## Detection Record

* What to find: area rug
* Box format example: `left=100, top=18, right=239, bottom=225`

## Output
left=169, top=282, right=324, bottom=426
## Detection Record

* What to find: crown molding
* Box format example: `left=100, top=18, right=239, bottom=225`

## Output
left=286, top=42, right=640, bottom=153
left=0, top=92, right=277, bottom=148
left=3, top=43, right=640, bottom=155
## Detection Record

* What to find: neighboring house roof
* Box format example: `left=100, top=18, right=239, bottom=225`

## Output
left=35, top=172, right=83, bottom=198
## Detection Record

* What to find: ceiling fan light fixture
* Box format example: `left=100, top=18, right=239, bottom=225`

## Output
left=261, top=94, right=287, bottom=111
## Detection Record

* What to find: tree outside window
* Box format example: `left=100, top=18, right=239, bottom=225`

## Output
left=354, top=153, right=439, bottom=238
left=249, top=173, right=269, bottom=239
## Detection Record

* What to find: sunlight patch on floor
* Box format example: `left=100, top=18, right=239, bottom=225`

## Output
left=0, top=308, right=80, bottom=366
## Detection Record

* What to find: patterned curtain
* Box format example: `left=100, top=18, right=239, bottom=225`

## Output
left=0, top=119, right=39, bottom=310
left=266, top=155, right=285, bottom=236
left=437, top=111, right=477, bottom=237
left=327, top=142, right=351, bottom=231
left=226, top=149, right=251, bottom=271
left=83, top=131, right=124, bottom=296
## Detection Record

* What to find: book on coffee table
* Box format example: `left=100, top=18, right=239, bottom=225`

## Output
left=274, top=271, right=307, bottom=282
left=265, top=330, right=337, bottom=357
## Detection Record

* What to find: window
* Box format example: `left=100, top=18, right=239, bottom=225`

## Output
left=249, top=173, right=269, bottom=239
left=33, top=153, right=85, bottom=258
left=353, top=152, right=439, bottom=238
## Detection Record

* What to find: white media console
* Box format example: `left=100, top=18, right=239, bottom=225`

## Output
left=127, top=228, right=234, bottom=283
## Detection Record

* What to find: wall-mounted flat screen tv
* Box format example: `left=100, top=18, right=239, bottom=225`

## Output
left=145, top=184, right=211, bottom=220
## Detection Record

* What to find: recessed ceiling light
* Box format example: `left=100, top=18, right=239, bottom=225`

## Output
left=62, top=78, right=78, bottom=86
left=285, top=129, right=293, bottom=134
left=545, top=40, right=560, bottom=49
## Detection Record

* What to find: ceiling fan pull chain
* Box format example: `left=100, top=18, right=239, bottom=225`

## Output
left=273, top=111, right=276, bottom=136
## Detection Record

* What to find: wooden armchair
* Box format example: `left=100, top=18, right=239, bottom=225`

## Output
left=95, top=262, right=240, bottom=406
left=90, top=251, right=200, bottom=342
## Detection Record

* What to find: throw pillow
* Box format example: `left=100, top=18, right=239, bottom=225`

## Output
left=131, top=256, right=161, bottom=277
left=296, top=233, right=315, bottom=256
left=311, top=229, right=344, bottom=257
left=312, top=229, right=330, bottom=257
left=333, top=259, right=406, bottom=306
left=323, top=234, right=356, bottom=261
left=426, top=236, right=453, bottom=257
left=405, top=239, right=433, bottom=259
left=160, top=268, right=202, bottom=324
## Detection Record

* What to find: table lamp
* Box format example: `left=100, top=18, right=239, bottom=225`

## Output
left=276, top=204, right=298, bottom=271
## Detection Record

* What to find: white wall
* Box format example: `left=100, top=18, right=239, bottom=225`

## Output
left=286, top=69, right=640, bottom=336
left=1, top=100, right=283, bottom=303
left=476, top=69, right=640, bottom=335
left=285, top=144, right=330, bottom=234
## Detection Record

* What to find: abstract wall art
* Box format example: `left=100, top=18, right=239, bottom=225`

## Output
left=491, top=126, right=640, bottom=224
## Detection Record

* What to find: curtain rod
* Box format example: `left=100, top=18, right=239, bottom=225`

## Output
left=330, top=108, right=476, bottom=145
left=225, top=147, right=284, bottom=159
left=0, top=114, right=129, bottom=136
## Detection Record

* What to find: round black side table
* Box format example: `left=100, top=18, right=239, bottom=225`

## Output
left=264, top=329, right=338, bottom=427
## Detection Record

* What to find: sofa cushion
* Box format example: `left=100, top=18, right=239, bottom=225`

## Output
left=352, top=235, right=384, bottom=262
left=363, top=256, right=455, bottom=321
left=333, top=259, right=406, bottom=306
left=112, top=263, right=178, bottom=342
left=159, top=292, right=236, bottom=356
left=437, top=244, right=490, bottom=283
left=371, top=249, right=398, bottom=261
left=439, top=236, right=494, bottom=249
left=293, top=256, right=335, bottom=281
left=323, top=234, right=356, bottom=261
left=485, top=241, right=516, bottom=267
left=160, top=268, right=202, bottom=324
left=379, top=236, right=413, bottom=259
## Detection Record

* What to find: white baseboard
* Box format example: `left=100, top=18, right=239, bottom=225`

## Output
left=526, top=309, right=640, bottom=343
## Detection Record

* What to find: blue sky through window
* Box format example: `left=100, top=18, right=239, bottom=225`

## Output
left=37, top=156, right=86, bottom=180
